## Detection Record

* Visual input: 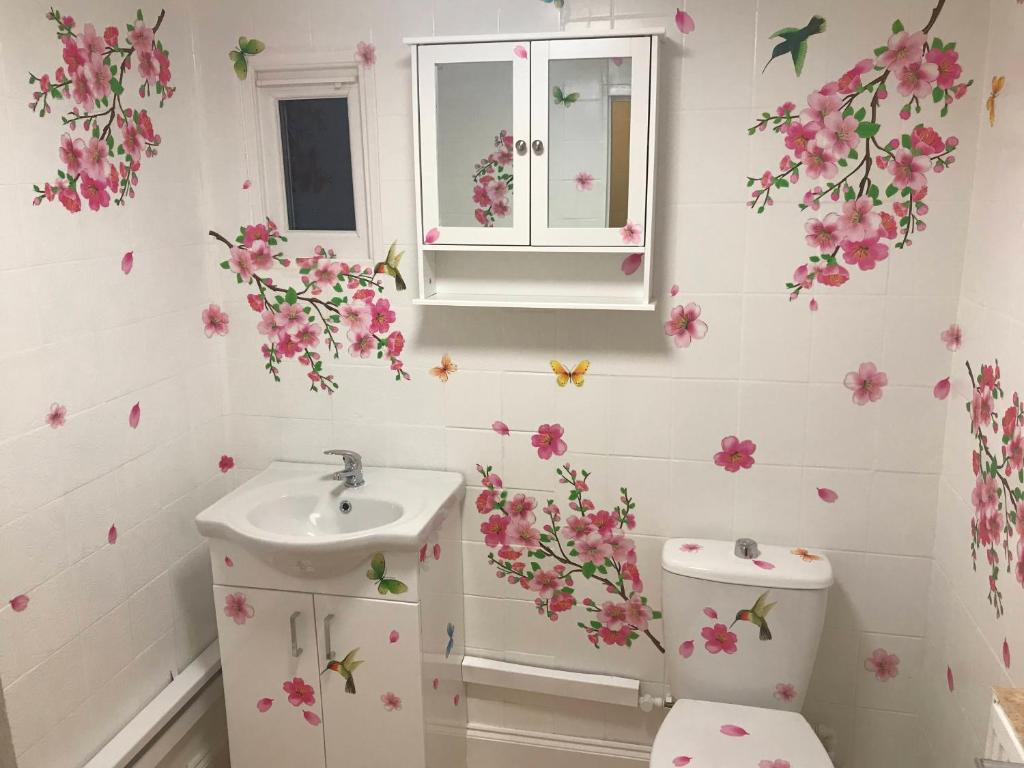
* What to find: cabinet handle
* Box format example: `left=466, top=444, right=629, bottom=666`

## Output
left=289, top=611, right=303, bottom=658
left=323, top=614, right=336, bottom=661
left=532, top=139, right=545, bottom=155
left=515, top=139, right=528, bottom=156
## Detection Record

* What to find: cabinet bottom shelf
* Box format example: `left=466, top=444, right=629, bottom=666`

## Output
left=414, top=292, right=656, bottom=311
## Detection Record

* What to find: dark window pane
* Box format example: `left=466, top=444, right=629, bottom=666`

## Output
left=278, top=98, right=357, bottom=231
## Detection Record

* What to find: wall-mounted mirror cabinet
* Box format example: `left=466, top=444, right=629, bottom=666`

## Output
left=408, top=30, right=662, bottom=310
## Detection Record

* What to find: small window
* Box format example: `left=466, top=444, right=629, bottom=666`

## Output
left=278, top=97, right=357, bottom=231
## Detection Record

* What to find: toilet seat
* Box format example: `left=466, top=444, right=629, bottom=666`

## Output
left=650, top=699, right=833, bottom=767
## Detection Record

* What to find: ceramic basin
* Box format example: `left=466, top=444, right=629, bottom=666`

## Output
left=195, top=461, right=463, bottom=567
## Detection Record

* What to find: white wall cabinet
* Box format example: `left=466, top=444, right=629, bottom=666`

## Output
left=408, top=30, right=663, bottom=310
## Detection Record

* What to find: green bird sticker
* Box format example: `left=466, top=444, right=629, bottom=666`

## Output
left=229, top=36, right=266, bottom=81
left=373, top=241, right=407, bottom=291
left=367, top=552, right=409, bottom=595
left=325, top=648, right=364, bottom=694
left=553, top=85, right=580, bottom=107
left=730, top=591, right=777, bottom=641
left=762, top=16, right=826, bottom=77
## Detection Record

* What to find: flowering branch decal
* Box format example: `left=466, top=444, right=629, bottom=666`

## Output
left=967, top=360, right=1024, bottom=618
left=210, top=220, right=408, bottom=394
left=29, top=7, right=173, bottom=212
left=475, top=462, right=664, bottom=653
left=745, top=0, right=973, bottom=301
left=472, top=130, right=514, bottom=227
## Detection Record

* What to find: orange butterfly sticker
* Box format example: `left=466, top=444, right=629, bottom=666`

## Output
left=550, top=360, right=589, bottom=388
left=791, top=547, right=823, bottom=562
left=430, top=354, right=458, bottom=383
left=987, top=75, right=1005, bottom=127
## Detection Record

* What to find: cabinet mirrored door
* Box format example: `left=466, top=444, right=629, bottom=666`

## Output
left=417, top=42, right=531, bottom=246
left=530, top=37, right=652, bottom=247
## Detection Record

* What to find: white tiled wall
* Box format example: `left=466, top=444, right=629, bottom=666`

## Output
left=0, top=2, right=234, bottom=766
left=187, top=2, right=991, bottom=768
left=919, top=1, right=1024, bottom=766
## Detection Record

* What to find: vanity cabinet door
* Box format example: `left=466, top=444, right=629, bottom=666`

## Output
left=315, top=595, right=426, bottom=768
left=530, top=37, right=653, bottom=247
left=416, top=41, right=532, bottom=246
left=214, top=586, right=326, bottom=768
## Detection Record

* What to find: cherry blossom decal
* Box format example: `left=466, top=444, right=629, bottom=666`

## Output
left=219, top=455, right=235, bottom=473
left=575, top=171, right=594, bottom=191
left=720, top=725, right=750, bottom=737
left=381, top=692, right=402, bottom=711
left=946, top=665, right=955, bottom=691
left=702, top=623, right=739, bottom=654
left=223, top=592, right=254, bottom=625
left=128, top=401, right=141, bottom=428
left=620, top=221, right=642, bottom=244
left=475, top=462, right=665, bottom=652
left=492, top=420, right=510, bottom=436
left=865, top=647, right=900, bottom=680
left=284, top=677, right=315, bottom=707
left=302, top=710, right=321, bottom=726
left=256, top=697, right=273, bottom=713
left=202, top=304, right=229, bottom=337
left=680, top=543, right=703, bottom=553
left=844, top=361, right=888, bottom=405
left=746, top=3, right=972, bottom=303
left=817, top=487, right=839, bottom=503
left=621, top=252, right=643, bottom=276
left=424, top=227, right=440, bottom=244
left=472, top=130, right=514, bottom=227
left=934, top=377, right=951, bottom=400
left=46, top=402, right=67, bottom=428
left=760, top=761, right=791, bottom=768
left=665, top=302, right=708, bottom=348
left=532, top=423, right=567, bottom=460
left=1005, top=638, right=1012, bottom=668
left=675, top=9, right=696, bottom=35
left=774, top=682, right=797, bottom=702
left=355, top=42, right=376, bottom=68
left=513, top=45, right=528, bottom=60
left=107, top=524, right=118, bottom=544
left=210, top=220, right=408, bottom=393
left=29, top=8, right=174, bottom=212
left=9, top=595, right=29, bottom=613
left=967, top=360, right=1024, bottom=617
left=121, top=251, right=134, bottom=274
left=714, top=436, right=757, bottom=472
left=941, top=323, right=963, bottom=350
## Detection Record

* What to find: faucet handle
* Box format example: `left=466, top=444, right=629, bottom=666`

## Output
left=324, top=449, right=362, bottom=470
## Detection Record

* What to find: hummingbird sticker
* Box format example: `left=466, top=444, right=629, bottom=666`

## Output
left=373, top=240, right=407, bottom=291
left=730, top=591, right=777, bottom=641
left=762, top=16, right=827, bottom=77
left=324, top=648, right=364, bottom=694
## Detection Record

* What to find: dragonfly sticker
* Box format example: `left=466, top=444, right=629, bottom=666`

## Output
left=367, top=553, right=409, bottom=595
left=445, top=623, right=455, bottom=658
left=325, top=648, right=364, bottom=694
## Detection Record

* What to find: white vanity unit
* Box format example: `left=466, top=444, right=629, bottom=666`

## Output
left=407, top=29, right=663, bottom=310
left=195, top=462, right=466, bottom=768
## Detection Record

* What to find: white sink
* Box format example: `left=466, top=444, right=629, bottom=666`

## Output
left=195, top=462, right=463, bottom=569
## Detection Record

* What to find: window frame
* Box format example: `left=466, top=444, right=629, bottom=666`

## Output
left=243, top=56, right=383, bottom=262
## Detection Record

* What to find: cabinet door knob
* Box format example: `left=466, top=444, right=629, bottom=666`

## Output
left=515, top=139, right=528, bottom=155
left=289, top=611, right=303, bottom=658
left=532, top=139, right=545, bottom=155
left=323, top=613, right=336, bottom=661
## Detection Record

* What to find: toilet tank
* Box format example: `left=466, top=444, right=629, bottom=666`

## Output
left=662, top=538, right=833, bottom=711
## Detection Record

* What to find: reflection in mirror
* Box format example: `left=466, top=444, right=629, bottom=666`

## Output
left=435, top=61, right=515, bottom=228
left=548, top=57, right=632, bottom=229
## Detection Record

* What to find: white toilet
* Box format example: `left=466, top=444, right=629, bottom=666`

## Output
left=650, top=538, right=835, bottom=767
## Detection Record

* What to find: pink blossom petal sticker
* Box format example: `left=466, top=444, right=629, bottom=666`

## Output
left=946, top=666, right=954, bottom=692
left=433, top=543, right=441, bottom=560
left=242, top=179, right=252, bottom=190
left=424, top=227, right=440, bottom=244
left=679, top=640, right=694, bottom=658
left=492, top=420, right=510, bottom=436
left=108, top=524, right=118, bottom=545
left=1004, top=638, right=1012, bottom=669
left=419, top=544, right=428, bottom=562
left=513, top=45, right=528, bottom=59
left=933, top=377, right=951, bottom=400
left=9, top=594, right=29, bottom=612
left=703, top=607, right=718, bottom=620
left=817, top=487, right=839, bottom=504
left=389, top=630, right=400, bottom=644
left=128, top=402, right=141, bottom=429
left=257, top=697, right=273, bottom=713
left=673, top=759, right=692, bottom=767
left=670, top=284, right=679, bottom=297
left=121, top=251, right=134, bottom=274
left=675, top=9, right=696, bottom=34
left=432, top=678, right=440, bottom=690
left=753, top=560, right=775, bottom=570
left=721, top=725, right=749, bottom=737
left=453, top=694, right=460, bottom=706
left=225, top=556, right=234, bottom=567
left=303, top=710, right=321, bottom=726
left=809, top=298, right=819, bottom=312
left=621, top=252, right=643, bottom=276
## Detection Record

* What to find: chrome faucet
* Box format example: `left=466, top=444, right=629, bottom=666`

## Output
left=324, top=449, right=365, bottom=487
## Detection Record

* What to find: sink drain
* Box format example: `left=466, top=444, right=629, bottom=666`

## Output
left=339, top=500, right=353, bottom=514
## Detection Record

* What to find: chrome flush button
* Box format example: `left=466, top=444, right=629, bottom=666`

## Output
left=734, top=537, right=760, bottom=559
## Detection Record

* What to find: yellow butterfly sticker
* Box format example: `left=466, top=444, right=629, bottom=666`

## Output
left=430, top=354, right=458, bottom=383
left=550, top=360, right=589, bottom=388
left=987, top=75, right=1005, bottom=127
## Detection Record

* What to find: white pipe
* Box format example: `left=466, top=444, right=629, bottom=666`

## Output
left=83, top=642, right=222, bottom=768
left=462, top=655, right=639, bottom=708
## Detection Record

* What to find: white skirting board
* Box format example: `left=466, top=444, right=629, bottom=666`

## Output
left=467, top=723, right=650, bottom=768
left=461, top=655, right=640, bottom=707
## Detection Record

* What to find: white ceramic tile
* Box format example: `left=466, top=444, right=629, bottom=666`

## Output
left=670, top=379, right=739, bottom=461
left=855, top=632, right=924, bottom=714
left=740, top=294, right=812, bottom=382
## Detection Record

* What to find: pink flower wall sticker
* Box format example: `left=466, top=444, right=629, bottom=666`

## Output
left=219, top=455, right=235, bottom=473
left=665, top=302, right=708, bottom=348
left=672, top=758, right=692, bottom=767
left=714, top=436, right=757, bottom=472
left=256, top=697, right=273, bottom=713
left=355, top=41, right=376, bottom=68
left=223, top=592, right=254, bottom=625
left=513, top=45, right=528, bottom=60
left=108, top=524, right=118, bottom=544
left=283, top=677, right=315, bottom=707
left=844, top=361, right=888, bottom=404
left=128, top=402, right=141, bottom=428
left=29, top=9, right=174, bottom=212
left=701, top=623, right=739, bottom=654
left=934, top=377, right=951, bottom=400
left=620, top=221, right=642, bottom=244
left=865, top=647, right=900, bottom=681
left=760, top=761, right=791, bottom=768
left=774, top=682, right=797, bottom=702
left=746, top=4, right=971, bottom=303
left=941, top=323, right=963, bottom=350
left=210, top=221, right=409, bottom=393
left=721, top=725, right=750, bottom=737
left=46, top=402, right=67, bottom=428
left=966, top=360, right=1024, bottom=617
left=303, top=710, right=321, bottom=726
left=1005, top=638, right=1012, bottom=669
left=9, top=594, right=30, bottom=612
left=381, top=692, right=402, bottom=711
left=532, top=423, right=567, bottom=460
left=202, top=304, right=230, bottom=337
left=121, top=251, right=134, bottom=274
left=675, top=9, right=696, bottom=35
left=472, top=130, right=515, bottom=227
left=621, top=252, right=643, bottom=276
left=474, top=462, right=665, bottom=653
left=817, top=487, right=839, bottom=503
left=492, top=420, right=510, bottom=436
left=946, top=665, right=955, bottom=692
left=575, top=171, right=594, bottom=191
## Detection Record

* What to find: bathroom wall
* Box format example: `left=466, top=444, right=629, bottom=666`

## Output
left=188, top=1, right=988, bottom=767
left=919, top=1, right=1024, bottom=765
left=0, top=2, right=228, bottom=766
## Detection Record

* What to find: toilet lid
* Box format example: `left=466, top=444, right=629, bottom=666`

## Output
left=650, top=699, right=833, bottom=768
